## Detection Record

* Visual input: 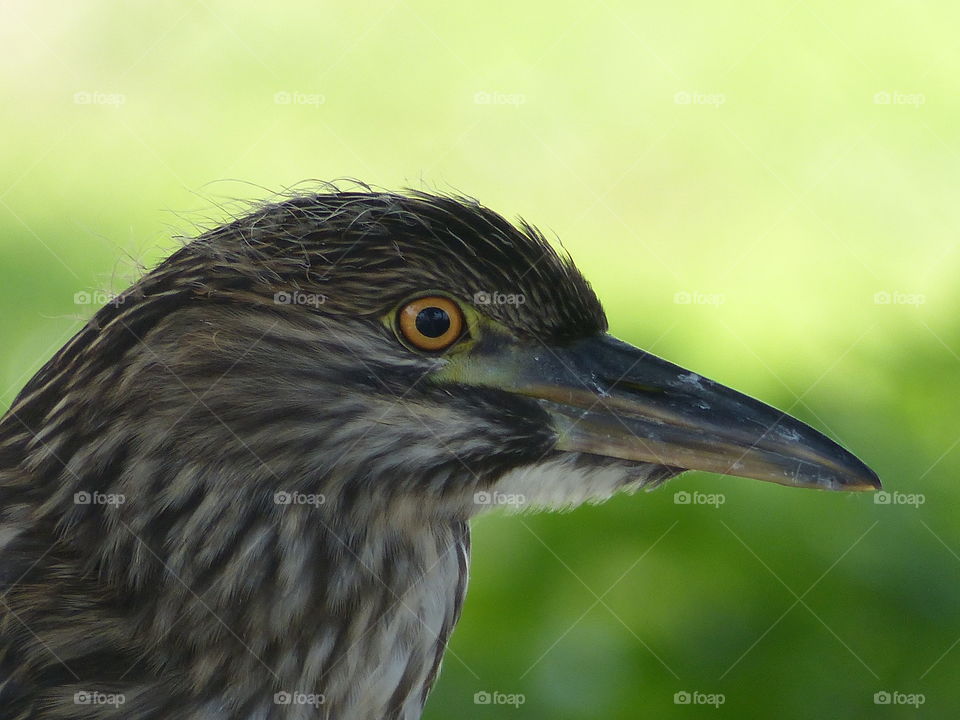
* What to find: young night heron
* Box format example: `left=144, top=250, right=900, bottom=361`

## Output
left=0, top=191, right=878, bottom=719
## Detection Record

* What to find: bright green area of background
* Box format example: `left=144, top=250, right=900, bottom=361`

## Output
left=1, top=1, right=957, bottom=717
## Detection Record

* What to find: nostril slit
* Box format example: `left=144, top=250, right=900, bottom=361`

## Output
left=607, top=379, right=666, bottom=396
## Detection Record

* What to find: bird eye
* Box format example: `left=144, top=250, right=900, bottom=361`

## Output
left=397, top=296, right=465, bottom=352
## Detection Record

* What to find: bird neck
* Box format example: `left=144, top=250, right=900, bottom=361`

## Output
left=161, top=501, right=472, bottom=719
left=225, top=505, right=473, bottom=720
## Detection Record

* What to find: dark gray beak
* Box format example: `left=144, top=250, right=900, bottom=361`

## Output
left=456, top=333, right=880, bottom=491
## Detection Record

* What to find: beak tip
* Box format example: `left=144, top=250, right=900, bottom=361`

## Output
left=838, top=453, right=882, bottom=492
left=823, top=459, right=880, bottom=492
left=758, top=456, right=881, bottom=492
left=853, top=469, right=882, bottom=492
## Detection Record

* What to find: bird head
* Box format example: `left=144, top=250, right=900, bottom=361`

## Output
left=18, top=190, right=876, bottom=529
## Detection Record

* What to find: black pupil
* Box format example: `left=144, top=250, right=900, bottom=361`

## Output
left=415, top=307, right=451, bottom=338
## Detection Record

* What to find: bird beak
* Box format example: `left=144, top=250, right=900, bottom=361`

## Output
left=450, top=333, right=880, bottom=491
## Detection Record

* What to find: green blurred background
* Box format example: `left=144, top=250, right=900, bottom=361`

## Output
left=1, top=0, right=957, bottom=717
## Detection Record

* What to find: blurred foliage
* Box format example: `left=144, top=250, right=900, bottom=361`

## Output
left=1, top=0, right=958, bottom=717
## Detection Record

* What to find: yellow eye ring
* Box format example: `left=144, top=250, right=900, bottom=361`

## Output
left=397, top=296, right=465, bottom=352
